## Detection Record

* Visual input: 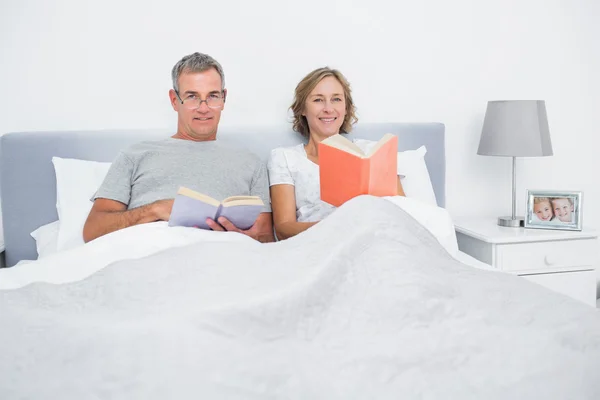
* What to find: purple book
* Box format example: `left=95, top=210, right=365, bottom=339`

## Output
left=168, top=187, right=264, bottom=230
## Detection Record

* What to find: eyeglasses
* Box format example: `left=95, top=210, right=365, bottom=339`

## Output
left=175, top=91, right=225, bottom=109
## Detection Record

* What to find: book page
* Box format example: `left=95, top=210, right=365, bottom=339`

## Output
left=320, top=134, right=366, bottom=158
left=366, top=134, right=396, bottom=158
left=222, top=196, right=264, bottom=207
left=177, top=186, right=220, bottom=207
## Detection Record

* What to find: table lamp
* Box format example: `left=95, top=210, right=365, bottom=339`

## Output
left=477, top=100, right=553, bottom=227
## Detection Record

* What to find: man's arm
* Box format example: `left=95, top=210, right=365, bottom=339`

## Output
left=83, top=198, right=174, bottom=243
left=206, top=212, right=275, bottom=243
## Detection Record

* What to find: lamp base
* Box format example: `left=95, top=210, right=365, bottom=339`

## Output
left=497, top=216, right=524, bottom=228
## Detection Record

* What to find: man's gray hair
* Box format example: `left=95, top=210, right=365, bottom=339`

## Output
left=171, top=52, right=225, bottom=93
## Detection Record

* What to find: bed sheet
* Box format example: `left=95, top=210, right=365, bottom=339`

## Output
left=1, top=196, right=599, bottom=399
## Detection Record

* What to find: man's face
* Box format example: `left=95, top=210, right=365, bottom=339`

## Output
left=170, top=69, right=226, bottom=141
left=552, top=198, right=574, bottom=222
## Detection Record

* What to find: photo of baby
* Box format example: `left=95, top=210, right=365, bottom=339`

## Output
left=525, top=191, right=582, bottom=231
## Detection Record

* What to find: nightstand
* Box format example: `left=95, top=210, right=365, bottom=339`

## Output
left=454, top=218, right=598, bottom=307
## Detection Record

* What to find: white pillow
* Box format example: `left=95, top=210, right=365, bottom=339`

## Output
left=30, top=220, right=60, bottom=259
left=383, top=196, right=458, bottom=256
left=396, top=146, right=438, bottom=206
left=52, top=157, right=112, bottom=252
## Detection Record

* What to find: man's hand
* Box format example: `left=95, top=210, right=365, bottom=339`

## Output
left=151, top=199, right=174, bottom=221
left=205, top=212, right=274, bottom=243
left=206, top=217, right=259, bottom=239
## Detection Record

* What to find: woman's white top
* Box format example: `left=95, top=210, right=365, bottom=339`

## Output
left=267, top=139, right=380, bottom=223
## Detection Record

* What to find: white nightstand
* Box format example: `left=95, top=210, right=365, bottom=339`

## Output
left=454, top=218, right=598, bottom=307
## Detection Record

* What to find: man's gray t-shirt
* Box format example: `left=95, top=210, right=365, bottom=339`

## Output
left=94, top=138, right=271, bottom=212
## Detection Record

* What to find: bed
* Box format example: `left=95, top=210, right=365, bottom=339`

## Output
left=0, top=123, right=445, bottom=267
left=1, top=123, right=600, bottom=399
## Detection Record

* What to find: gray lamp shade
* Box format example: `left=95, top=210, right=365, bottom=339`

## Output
left=477, top=100, right=553, bottom=157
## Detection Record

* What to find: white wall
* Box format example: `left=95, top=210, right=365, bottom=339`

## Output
left=1, top=0, right=599, bottom=286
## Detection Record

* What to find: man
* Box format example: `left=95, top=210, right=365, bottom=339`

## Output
left=83, top=52, right=274, bottom=243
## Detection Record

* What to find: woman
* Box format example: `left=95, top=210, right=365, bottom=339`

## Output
left=267, top=67, right=404, bottom=240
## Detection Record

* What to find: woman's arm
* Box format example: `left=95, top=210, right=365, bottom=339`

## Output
left=270, top=184, right=318, bottom=240
left=397, top=176, right=405, bottom=196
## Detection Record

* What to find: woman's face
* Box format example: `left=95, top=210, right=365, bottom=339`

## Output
left=303, top=76, right=346, bottom=139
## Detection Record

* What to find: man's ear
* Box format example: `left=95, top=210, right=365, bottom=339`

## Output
left=223, top=89, right=228, bottom=103
left=169, top=89, right=179, bottom=111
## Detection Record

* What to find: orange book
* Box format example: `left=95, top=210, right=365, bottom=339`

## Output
left=318, top=134, right=399, bottom=207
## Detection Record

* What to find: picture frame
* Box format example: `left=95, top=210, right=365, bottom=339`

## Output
left=524, top=190, right=583, bottom=231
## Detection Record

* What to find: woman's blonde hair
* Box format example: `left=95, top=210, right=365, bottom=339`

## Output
left=290, top=67, right=358, bottom=137
left=534, top=197, right=552, bottom=205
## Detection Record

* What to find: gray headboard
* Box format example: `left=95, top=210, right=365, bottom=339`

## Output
left=0, top=122, right=445, bottom=267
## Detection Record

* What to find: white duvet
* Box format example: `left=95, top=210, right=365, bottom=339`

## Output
left=0, top=196, right=468, bottom=290
left=1, top=196, right=600, bottom=399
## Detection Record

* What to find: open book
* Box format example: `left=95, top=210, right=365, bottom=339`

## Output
left=168, top=186, right=265, bottom=230
left=318, top=133, right=398, bottom=207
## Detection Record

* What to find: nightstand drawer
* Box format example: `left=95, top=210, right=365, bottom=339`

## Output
left=496, top=239, right=596, bottom=272
left=521, top=270, right=597, bottom=307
